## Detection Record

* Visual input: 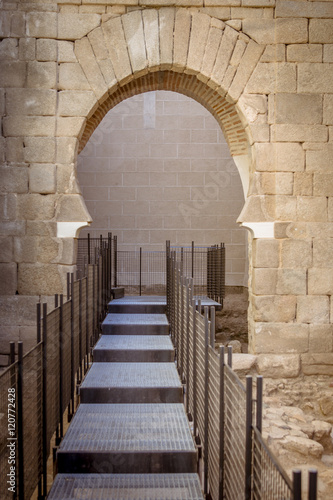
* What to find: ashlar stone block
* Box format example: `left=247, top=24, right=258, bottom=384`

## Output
left=0, top=237, right=13, bottom=263
left=0, top=61, right=26, bottom=88
left=3, top=116, right=56, bottom=137
left=0, top=263, right=17, bottom=295
left=18, top=263, right=63, bottom=295
left=298, top=63, right=333, bottom=94
left=26, top=12, right=57, bottom=38
left=122, top=10, right=148, bottom=77
left=252, top=268, right=277, bottom=295
left=58, top=91, right=97, bottom=118
left=271, top=124, right=327, bottom=143
left=246, top=62, right=296, bottom=94
left=19, top=38, right=36, bottom=62
left=13, top=236, right=38, bottom=263
left=36, top=39, right=58, bottom=62
left=281, top=239, right=312, bottom=268
left=75, top=37, right=108, bottom=102
left=301, top=353, right=333, bottom=376
left=29, top=164, right=56, bottom=194
left=255, top=172, right=293, bottom=195
left=58, top=41, right=77, bottom=63
left=308, top=268, right=333, bottom=295
left=287, top=44, right=322, bottom=63
left=173, top=9, right=190, bottom=72
left=276, top=268, right=307, bottom=295
left=6, top=89, right=57, bottom=116
left=252, top=238, right=279, bottom=268
left=199, top=23, right=224, bottom=83
left=228, top=40, right=264, bottom=102
left=243, top=18, right=307, bottom=45
left=309, top=325, right=333, bottom=354
left=58, top=13, right=101, bottom=41
left=186, top=12, right=211, bottom=75
left=313, top=239, right=333, bottom=267
left=142, top=9, right=159, bottom=69
left=297, top=197, right=327, bottom=223
left=256, top=354, right=300, bottom=378
left=102, top=16, right=132, bottom=83
left=0, top=166, right=28, bottom=194
left=56, top=117, right=86, bottom=138
left=55, top=194, right=91, bottom=222
left=254, top=322, right=309, bottom=354
left=297, top=296, right=330, bottom=324
left=309, top=19, right=333, bottom=43
left=0, top=39, right=18, bottom=61
left=252, top=295, right=296, bottom=323
left=23, top=137, right=56, bottom=163
left=268, top=93, right=322, bottom=125
left=59, top=63, right=91, bottom=90
left=17, top=194, right=55, bottom=221
left=157, top=8, right=174, bottom=71
left=260, top=44, right=285, bottom=63
left=294, top=172, right=312, bottom=196
left=210, top=26, right=238, bottom=90
left=27, top=61, right=57, bottom=89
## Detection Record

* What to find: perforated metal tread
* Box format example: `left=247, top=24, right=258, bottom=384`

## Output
left=194, top=296, right=222, bottom=311
left=48, top=473, right=204, bottom=499
left=102, top=314, right=169, bottom=335
left=57, top=403, right=197, bottom=474
left=93, top=335, right=174, bottom=362
left=79, top=363, right=182, bottom=403
left=108, top=296, right=167, bottom=314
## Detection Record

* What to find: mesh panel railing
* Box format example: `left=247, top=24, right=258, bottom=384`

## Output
left=0, top=242, right=111, bottom=500
left=77, top=236, right=225, bottom=301
left=22, top=344, right=43, bottom=500
left=166, top=252, right=317, bottom=500
left=0, top=363, right=17, bottom=499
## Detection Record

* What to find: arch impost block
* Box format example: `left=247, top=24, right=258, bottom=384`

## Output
left=240, top=222, right=275, bottom=239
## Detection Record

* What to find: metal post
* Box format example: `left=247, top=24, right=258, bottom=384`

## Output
left=219, top=345, right=225, bottom=500
left=59, top=295, right=64, bottom=441
left=67, top=272, right=70, bottom=301
left=192, top=298, right=197, bottom=438
left=210, top=306, right=215, bottom=349
left=245, top=376, right=253, bottom=500
left=87, top=233, right=91, bottom=265
left=42, top=304, right=48, bottom=497
left=139, top=247, right=142, bottom=296
left=78, top=279, right=83, bottom=383
left=227, top=345, right=232, bottom=368
left=37, top=302, right=41, bottom=343
left=256, top=376, right=263, bottom=433
left=293, top=470, right=302, bottom=500
left=17, top=341, right=24, bottom=500
left=185, top=280, right=191, bottom=414
left=114, top=235, right=118, bottom=288
left=191, top=240, right=194, bottom=279
left=308, top=469, right=317, bottom=500
left=70, top=274, right=75, bottom=418
left=204, top=306, right=209, bottom=495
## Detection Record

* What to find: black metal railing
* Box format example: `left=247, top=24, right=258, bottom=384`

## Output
left=0, top=242, right=112, bottom=500
left=77, top=236, right=225, bottom=303
left=166, top=254, right=317, bottom=500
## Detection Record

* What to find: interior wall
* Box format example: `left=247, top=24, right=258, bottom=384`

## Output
left=78, top=91, right=247, bottom=287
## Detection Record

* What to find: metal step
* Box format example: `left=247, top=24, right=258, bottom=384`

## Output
left=102, top=314, right=169, bottom=335
left=93, top=335, right=175, bottom=363
left=57, top=403, right=197, bottom=474
left=48, top=473, right=205, bottom=499
left=108, top=296, right=167, bottom=314
left=79, top=363, right=183, bottom=404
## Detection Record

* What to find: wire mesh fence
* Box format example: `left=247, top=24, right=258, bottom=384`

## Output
left=166, top=253, right=317, bottom=500
left=77, top=236, right=225, bottom=301
left=0, top=242, right=111, bottom=500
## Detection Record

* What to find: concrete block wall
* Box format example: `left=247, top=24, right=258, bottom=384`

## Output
left=78, top=90, right=247, bottom=287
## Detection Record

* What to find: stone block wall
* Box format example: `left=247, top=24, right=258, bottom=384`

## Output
left=1, top=0, right=333, bottom=375
left=78, top=90, right=247, bottom=286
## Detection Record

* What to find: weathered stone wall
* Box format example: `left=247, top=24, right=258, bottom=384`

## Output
left=1, top=0, right=333, bottom=375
